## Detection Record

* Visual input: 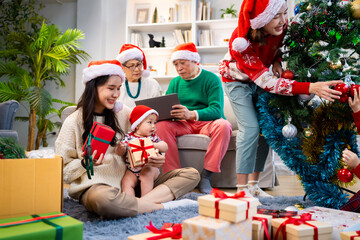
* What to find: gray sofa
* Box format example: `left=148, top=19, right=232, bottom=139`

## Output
left=61, top=96, right=278, bottom=189
left=0, top=100, right=20, bottom=142
left=177, top=95, right=278, bottom=188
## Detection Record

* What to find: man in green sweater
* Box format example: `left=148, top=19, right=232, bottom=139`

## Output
left=156, top=43, right=232, bottom=194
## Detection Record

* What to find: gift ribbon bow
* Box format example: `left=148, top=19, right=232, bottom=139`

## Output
left=211, top=188, right=250, bottom=219
left=351, top=231, right=360, bottom=240
left=0, top=213, right=66, bottom=240
left=253, top=216, right=270, bottom=240
left=128, top=139, right=153, bottom=165
left=275, top=213, right=318, bottom=240
left=145, top=221, right=182, bottom=240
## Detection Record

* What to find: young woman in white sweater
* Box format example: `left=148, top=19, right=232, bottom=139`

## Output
left=55, top=60, right=200, bottom=219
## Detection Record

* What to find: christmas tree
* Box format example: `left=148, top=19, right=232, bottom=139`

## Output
left=258, top=0, right=360, bottom=208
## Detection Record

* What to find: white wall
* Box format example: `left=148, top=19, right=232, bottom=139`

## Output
left=75, top=0, right=127, bottom=100
left=13, top=0, right=127, bottom=149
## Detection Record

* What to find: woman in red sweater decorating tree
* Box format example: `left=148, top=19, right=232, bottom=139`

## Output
left=219, top=0, right=343, bottom=197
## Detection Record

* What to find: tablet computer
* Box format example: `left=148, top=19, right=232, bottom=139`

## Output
left=135, top=93, right=180, bottom=121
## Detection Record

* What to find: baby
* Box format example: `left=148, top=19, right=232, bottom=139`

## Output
left=118, top=105, right=168, bottom=197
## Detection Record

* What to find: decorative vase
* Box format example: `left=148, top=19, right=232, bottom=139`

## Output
left=223, top=14, right=233, bottom=20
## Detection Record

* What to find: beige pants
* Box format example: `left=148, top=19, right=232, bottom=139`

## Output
left=81, top=167, right=200, bottom=218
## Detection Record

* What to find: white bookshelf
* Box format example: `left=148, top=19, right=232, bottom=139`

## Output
left=126, top=0, right=297, bottom=89
left=126, top=0, right=241, bottom=88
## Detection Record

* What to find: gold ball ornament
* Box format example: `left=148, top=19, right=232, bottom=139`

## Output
left=303, top=127, right=314, bottom=138
left=307, top=3, right=312, bottom=10
left=351, top=0, right=360, bottom=19
left=294, top=203, right=305, bottom=210
left=329, top=60, right=342, bottom=70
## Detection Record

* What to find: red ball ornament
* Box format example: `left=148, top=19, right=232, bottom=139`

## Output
left=350, top=84, right=360, bottom=97
left=281, top=70, right=295, bottom=80
left=337, top=168, right=353, bottom=183
left=334, top=83, right=350, bottom=103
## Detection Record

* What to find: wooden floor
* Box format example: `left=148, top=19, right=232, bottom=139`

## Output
left=221, top=174, right=360, bottom=197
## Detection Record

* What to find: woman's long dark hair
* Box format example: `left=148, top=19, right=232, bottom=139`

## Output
left=246, top=28, right=267, bottom=46
left=77, top=75, right=125, bottom=146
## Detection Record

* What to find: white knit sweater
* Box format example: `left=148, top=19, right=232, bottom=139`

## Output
left=55, top=106, right=132, bottom=199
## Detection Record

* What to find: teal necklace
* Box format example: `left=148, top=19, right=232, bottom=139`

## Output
left=125, top=78, right=141, bottom=99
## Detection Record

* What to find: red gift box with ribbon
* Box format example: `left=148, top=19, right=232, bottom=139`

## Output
left=127, top=221, right=182, bottom=240
left=252, top=214, right=272, bottom=240
left=82, top=121, right=115, bottom=159
left=197, top=189, right=259, bottom=223
left=271, top=213, right=333, bottom=240
left=81, top=121, right=115, bottom=179
left=128, top=137, right=157, bottom=169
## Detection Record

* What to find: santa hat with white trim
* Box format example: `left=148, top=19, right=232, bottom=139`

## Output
left=171, top=42, right=200, bottom=63
left=232, top=0, right=286, bottom=52
left=130, top=105, right=159, bottom=131
left=82, top=60, right=125, bottom=84
left=82, top=60, right=125, bottom=112
left=116, top=44, right=150, bottom=78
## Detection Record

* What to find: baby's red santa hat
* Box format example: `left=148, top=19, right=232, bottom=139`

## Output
left=171, top=42, right=200, bottom=63
left=232, top=0, right=286, bottom=52
left=130, top=105, right=159, bottom=131
left=82, top=60, right=125, bottom=113
left=116, top=44, right=150, bottom=78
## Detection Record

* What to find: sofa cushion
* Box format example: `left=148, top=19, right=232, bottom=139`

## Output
left=177, top=130, right=237, bottom=151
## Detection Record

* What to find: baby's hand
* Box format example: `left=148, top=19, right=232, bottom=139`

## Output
left=342, top=149, right=360, bottom=169
left=153, top=142, right=160, bottom=150
left=116, top=142, right=127, bottom=156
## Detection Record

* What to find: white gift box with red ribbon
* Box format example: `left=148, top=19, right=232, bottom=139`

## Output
left=197, top=189, right=260, bottom=223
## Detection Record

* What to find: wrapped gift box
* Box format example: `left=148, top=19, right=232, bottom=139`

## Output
left=182, top=215, right=252, bottom=240
left=128, top=222, right=182, bottom=240
left=340, top=231, right=360, bottom=240
left=0, top=211, right=83, bottom=240
left=272, top=214, right=333, bottom=240
left=198, top=190, right=259, bottom=223
left=82, top=121, right=115, bottom=160
left=0, top=155, right=63, bottom=219
left=299, top=206, right=360, bottom=234
left=252, top=214, right=272, bottom=240
left=128, top=137, right=156, bottom=168
left=127, top=228, right=182, bottom=240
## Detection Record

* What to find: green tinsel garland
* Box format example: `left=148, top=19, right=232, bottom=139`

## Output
left=0, top=137, right=27, bottom=159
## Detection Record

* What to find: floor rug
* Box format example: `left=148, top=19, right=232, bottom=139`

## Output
left=63, top=189, right=314, bottom=240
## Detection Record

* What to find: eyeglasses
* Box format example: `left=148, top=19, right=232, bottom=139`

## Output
left=124, top=62, right=143, bottom=71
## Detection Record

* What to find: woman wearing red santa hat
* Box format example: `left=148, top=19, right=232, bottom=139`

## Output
left=56, top=60, right=200, bottom=219
left=116, top=44, right=163, bottom=109
left=219, top=0, right=343, bottom=197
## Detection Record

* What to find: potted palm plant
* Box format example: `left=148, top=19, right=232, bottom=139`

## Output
left=0, top=21, right=89, bottom=150
left=220, top=4, right=238, bottom=19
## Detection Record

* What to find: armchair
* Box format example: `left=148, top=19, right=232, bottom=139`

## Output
left=0, top=100, right=20, bottom=141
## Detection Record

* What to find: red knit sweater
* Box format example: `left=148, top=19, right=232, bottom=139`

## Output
left=352, top=111, right=360, bottom=178
left=219, top=27, right=310, bottom=96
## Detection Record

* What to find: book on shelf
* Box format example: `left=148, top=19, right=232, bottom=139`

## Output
left=199, top=29, right=214, bottom=46
left=173, top=29, right=192, bottom=44
left=130, top=33, right=143, bottom=48
left=169, top=2, right=191, bottom=22
left=198, top=1, right=212, bottom=20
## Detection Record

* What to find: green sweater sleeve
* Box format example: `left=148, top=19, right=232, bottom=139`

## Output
left=196, top=73, right=224, bottom=121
